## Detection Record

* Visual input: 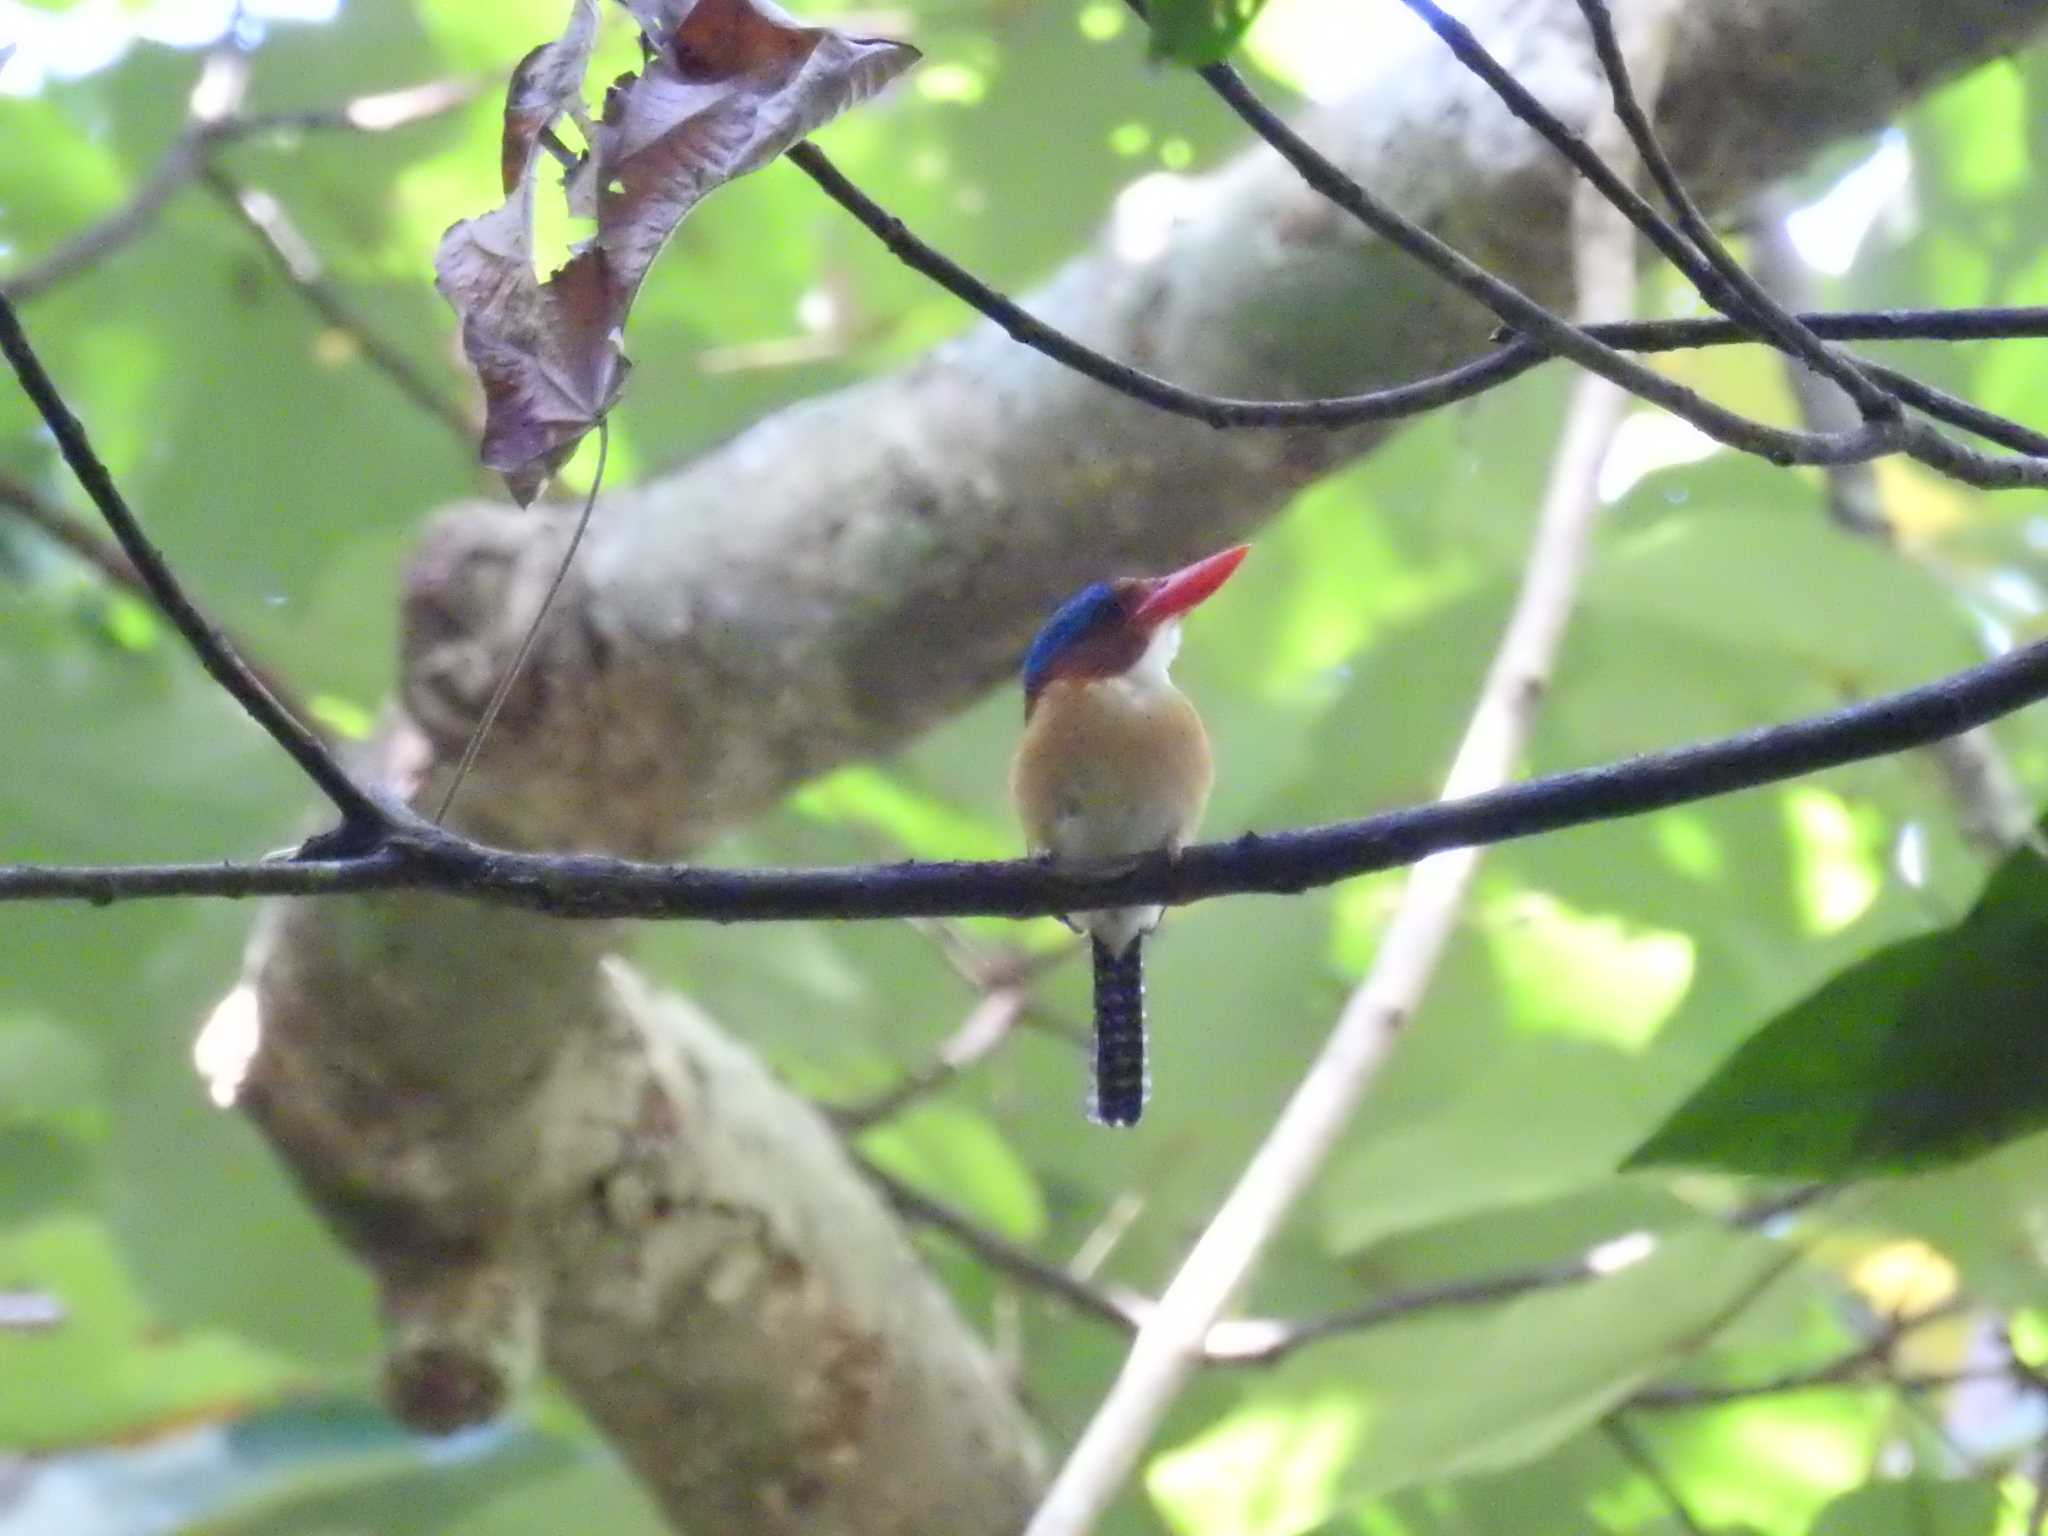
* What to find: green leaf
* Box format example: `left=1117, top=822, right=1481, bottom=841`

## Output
left=1145, top=0, right=1267, bottom=66
left=1808, top=1478, right=2000, bottom=1536
left=0, top=1214, right=304, bottom=1451
left=1629, top=829, right=2048, bottom=1178
left=1148, top=1225, right=1786, bottom=1534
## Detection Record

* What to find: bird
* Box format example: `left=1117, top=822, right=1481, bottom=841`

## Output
left=1010, top=544, right=1249, bottom=1126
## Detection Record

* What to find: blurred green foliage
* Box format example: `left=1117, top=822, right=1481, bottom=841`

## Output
left=5, top=1, right=2048, bottom=1533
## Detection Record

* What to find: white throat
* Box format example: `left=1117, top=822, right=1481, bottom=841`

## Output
left=1118, top=620, right=1182, bottom=698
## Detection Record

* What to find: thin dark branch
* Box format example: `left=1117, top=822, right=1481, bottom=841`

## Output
left=1603, top=1415, right=1710, bottom=1536
left=1397, top=0, right=1896, bottom=422
left=860, top=1156, right=1147, bottom=1332
left=1391, top=0, right=2048, bottom=483
left=0, top=470, right=142, bottom=589
left=875, top=1166, right=1621, bottom=1365
left=1206, top=1250, right=1603, bottom=1364
left=1182, top=58, right=1896, bottom=468
left=1632, top=1301, right=1970, bottom=1408
left=881, top=1168, right=1831, bottom=1371
left=789, top=141, right=1540, bottom=428
left=0, top=471, right=327, bottom=739
left=1636, top=1365, right=1998, bottom=1409
left=1752, top=195, right=2039, bottom=852
left=199, top=167, right=476, bottom=446
left=1863, top=362, right=2048, bottom=459
left=1570, top=0, right=1895, bottom=421
left=1599, top=308, right=2048, bottom=348
left=1170, top=31, right=2048, bottom=487
left=1217, top=1184, right=1830, bottom=1366
left=796, top=137, right=2048, bottom=456
left=6, top=628, right=2048, bottom=912
left=0, top=294, right=387, bottom=832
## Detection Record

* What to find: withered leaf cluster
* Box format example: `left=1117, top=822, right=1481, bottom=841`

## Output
left=437, top=0, right=919, bottom=502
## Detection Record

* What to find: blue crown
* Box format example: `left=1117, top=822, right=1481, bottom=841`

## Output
left=1022, top=582, right=1121, bottom=697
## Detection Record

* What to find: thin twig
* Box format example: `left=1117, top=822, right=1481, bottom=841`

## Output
left=6, top=625, right=2048, bottom=909
left=830, top=987, right=1030, bottom=1129
left=0, top=293, right=387, bottom=833
left=0, top=140, right=207, bottom=306
left=1632, top=1300, right=1968, bottom=1408
left=1637, top=1365, right=1998, bottom=1410
left=1, top=78, right=470, bottom=305
left=872, top=1156, right=1695, bottom=1368
left=1867, top=364, right=2048, bottom=458
left=789, top=140, right=1537, bottom=428
left=1019, top=68, right=1662, bottom=1532
left=860, top=1156, right=1147, bottom=1332
left=0, top=470, right=142, bottom=589
left=0, top=77, right=468, bottom=303
left=435, top=420, right=609, bottom=823
left=1180, top=32, right=2048, bottom=489
left=1205, top=1250, right=1602, bottom=1364
left=1215, top=1184, right=1831, bottom=1366
left=1572, top=0, right=1895, bottom=420
left=198, top=167, right=476, bottom=446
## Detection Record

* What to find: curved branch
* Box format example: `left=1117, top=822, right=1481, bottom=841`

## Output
left=799, top=139, right=2048, bottom=445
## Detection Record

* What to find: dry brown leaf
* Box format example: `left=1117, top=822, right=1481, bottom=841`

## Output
left=435, top=0, right=918, bottom=503
left=501, top=0, right=602, bottom=193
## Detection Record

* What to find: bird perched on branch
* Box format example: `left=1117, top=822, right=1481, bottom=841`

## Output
left=1010, top=545, right=1249, bottom=1126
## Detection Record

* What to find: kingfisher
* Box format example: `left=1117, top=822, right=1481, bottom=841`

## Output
left=1010, top=544, right=1249, bottom=1127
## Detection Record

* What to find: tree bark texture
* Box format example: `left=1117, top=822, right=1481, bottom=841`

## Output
left=237, top=2, right=2048, bottom=1533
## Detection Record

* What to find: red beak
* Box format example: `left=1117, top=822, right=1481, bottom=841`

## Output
left=1129, top=544, right=1250, bottom=629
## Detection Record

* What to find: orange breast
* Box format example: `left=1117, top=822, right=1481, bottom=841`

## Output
left=1010, top=676, right=1214, bottom=861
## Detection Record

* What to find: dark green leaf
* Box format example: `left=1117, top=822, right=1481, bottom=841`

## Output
left=1629, top=829, right=2048, bottom=1177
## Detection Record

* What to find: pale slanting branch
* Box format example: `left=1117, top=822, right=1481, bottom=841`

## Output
left=1023, top=13, right=1674, bottom=1526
